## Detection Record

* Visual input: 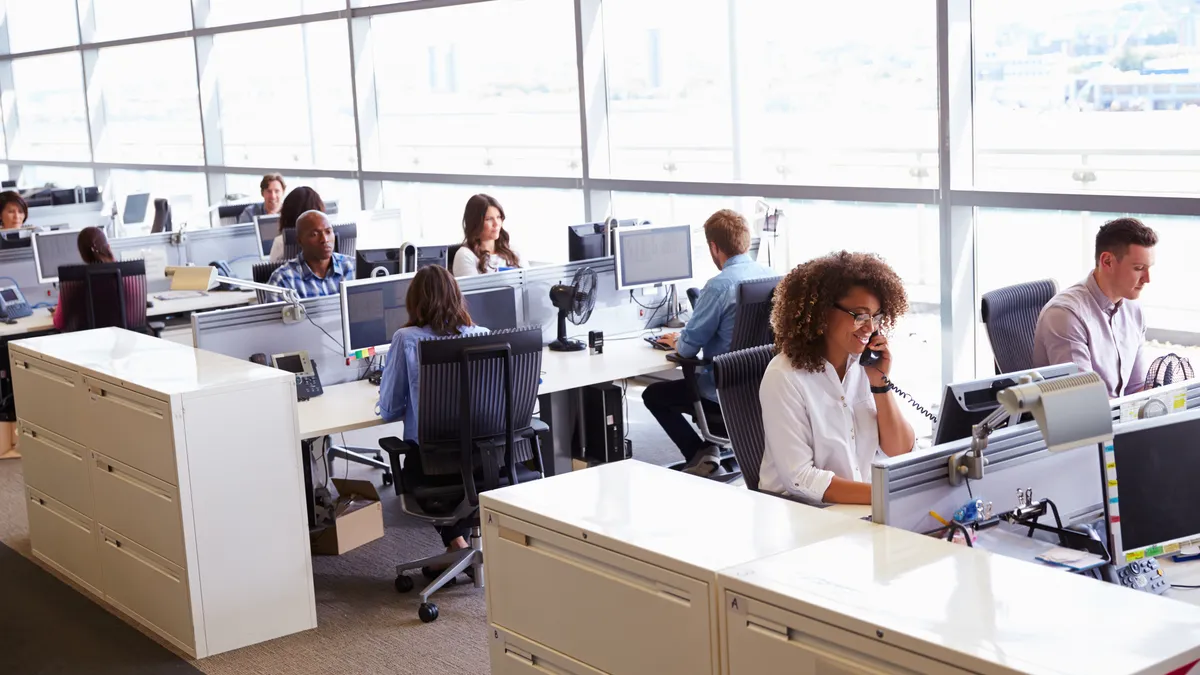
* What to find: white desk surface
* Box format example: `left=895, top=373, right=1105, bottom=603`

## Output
left=483, top=460, right=876, bottom=580
left=721, top=525, right=1200, bottom=675
left=0, top=291, right=256, bottom=339
left=297, top=338, right=679, bottom=440
left=1162, top=556, right=1200, bottom=606
left=0, top=309, right=54, bottom=337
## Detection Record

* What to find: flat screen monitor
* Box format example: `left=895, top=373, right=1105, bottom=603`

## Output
left=568, top=219, right=646, bottom=262
left=932, top=363, right=1083, bottom=446
left=256, top=214, right=281, bottom=258
left=340, top=273, right=416, bottom=358
left=465, top=286, right=519, bottom=331
left=1102, top=407, right=1200, bottom=563
left=122, top=192, right=151, bottom=226
left=614, top=223, right=693, bottom=290
left=31, top=229, right=85, bottom=284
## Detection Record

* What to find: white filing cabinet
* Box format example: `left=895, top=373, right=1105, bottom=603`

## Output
left=718, top=525, right=1200, bottom=675
left=481, top=460, right=873, bottom=675
left=11, top=328, right=316, bottom=658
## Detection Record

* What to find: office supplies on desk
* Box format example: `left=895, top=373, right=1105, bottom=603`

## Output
left=588, top=330, right=604, bottom=355
left=0, top=285, right=32, bottom=320
left=272, top=350, right=324, bottom=401
left=548, top=267, right=596, bottom=352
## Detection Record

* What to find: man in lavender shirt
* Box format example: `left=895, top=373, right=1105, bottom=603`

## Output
left=1033, top=218, right=1157, bottom=398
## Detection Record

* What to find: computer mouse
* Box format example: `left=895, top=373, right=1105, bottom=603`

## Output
left=146, top=300, right=154, bottom=308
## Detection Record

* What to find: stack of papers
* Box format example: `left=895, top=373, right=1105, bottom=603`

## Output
left=1036, top=547, right=1107, bottom=571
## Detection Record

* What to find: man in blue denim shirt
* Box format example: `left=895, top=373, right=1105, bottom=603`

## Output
left=644, top=210, right=773, bottom=477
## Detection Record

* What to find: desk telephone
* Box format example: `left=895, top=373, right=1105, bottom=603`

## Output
left=861, top=332, right=938, bottom=423
left=271, top=350, right=324, bottom=401
left=0, top=285, right=32, bottom=320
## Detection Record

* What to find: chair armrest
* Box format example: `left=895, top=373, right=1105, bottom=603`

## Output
left=147, top=321, right=166, bottom=338
left=666, top=353, right=711, bottom=404
left=529, top=418, right=549, bottom=434
left=666, top=353, right=710, bottom=369
left=379, top=436, right=418, bottom=461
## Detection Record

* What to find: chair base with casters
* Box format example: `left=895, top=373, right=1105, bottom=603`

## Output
left=392, top=523, right=484, bottom=624
left=324, top=437, right=393, bottom=486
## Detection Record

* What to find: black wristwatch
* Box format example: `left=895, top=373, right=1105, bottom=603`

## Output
left=870, top=384, right=890, bottom=395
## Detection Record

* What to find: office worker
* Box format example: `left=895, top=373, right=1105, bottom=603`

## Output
left=643, top=209, right=774, bottom=477
left=237, top=173, right=286, bottom=224
left=268, top=186, right=325, bottom=263
left=758, top=251, right=915, bottom=505
left=452, top=193, right=522, bottom=276
left=51, top=227, right=126, bottom=331
left=379, top=265, right=488, bottom=556
left=266, top=210, right=354, bottom=300
left=1033, top=218, right=1156, bottom=398
left=0, top=191, right=28, bottom=230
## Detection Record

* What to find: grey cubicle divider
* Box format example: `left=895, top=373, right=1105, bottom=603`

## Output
left=523, top=258, right=667, bottom=345
left=110, top=232, right=187, bottom=293
left=0, top=247, right=52, bottom=299
left=192, top=295, right=366, bottom=387
left=184, top=224, right=262, bottom=279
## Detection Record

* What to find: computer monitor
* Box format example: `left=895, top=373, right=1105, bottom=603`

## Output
left=465, top=286, right=519, bottom=331
left=31, top=229, right=85, bottom=284
left=50, top=188, right=77, bottom=206
left=339, top=273, right=416, bottom=359
left=1, top=180, right=15, bottom=189
left=256, top=214, right=281, bottom=257
left=932, top=363, right=1083, bottom=446
left=218, top=203, right=251, bottom=220
left=568, top=219, right=646, bottom=262
left=613, top=223, right=693, bottom=290
left=356, top=248, right=401, bottom=279
left=122, top=192, right=151, bottom=227
left=1102, top=407, right=1200, bottom=564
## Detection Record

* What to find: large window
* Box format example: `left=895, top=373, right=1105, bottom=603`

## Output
left=8, top=54, right=90, bottom=161
left=105, top=170, right=208, bottom=231
left=200, top=0, right=343, bottom=29
left=90, top=40, right=203, bottom=165
left=3, top=0, right=78, bottom=54
left=88, top=0, right=193, bottom=42
left=367, top=0, right=581, bottom=177
left=974, top=0, right=1200, bottom=194
left=212, top=22, right=357, bottom=169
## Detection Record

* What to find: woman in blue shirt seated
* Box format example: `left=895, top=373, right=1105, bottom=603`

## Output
left=378, top=265, right=488, bottom=556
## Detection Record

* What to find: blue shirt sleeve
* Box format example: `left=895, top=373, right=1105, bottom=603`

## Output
left=676, top=279, right=729, bottom=358
left=237, top=204, right=258, bottom=224
left=377, top=330, right=410, bottom=422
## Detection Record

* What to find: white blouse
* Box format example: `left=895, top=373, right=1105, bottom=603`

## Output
left=758, top=352, right=882, bottom=503
left=452, top=246, right=523, bottom=277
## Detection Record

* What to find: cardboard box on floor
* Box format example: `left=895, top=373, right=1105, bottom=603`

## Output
left=310, top=478, right=383, bottom=555
left=0, top=421, right=18, bottom=460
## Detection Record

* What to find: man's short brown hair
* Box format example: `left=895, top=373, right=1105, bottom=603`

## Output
left=1095, top=217, right=1157, bottom=265
left=260, top=173, right=286, bottom=192
left=703, top=209, right=751, bottom=257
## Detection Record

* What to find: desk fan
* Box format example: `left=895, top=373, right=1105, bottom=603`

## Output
left=548, top=267, right=596, bottom=352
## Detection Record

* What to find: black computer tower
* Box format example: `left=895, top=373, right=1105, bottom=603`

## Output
left=583, top=382, right=631, bottom=463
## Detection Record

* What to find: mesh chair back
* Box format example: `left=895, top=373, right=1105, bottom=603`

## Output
left=57, top=261, right=148, bottom=333
left=283, top=222, right=357, bottom=260
left=980, top=279, right=1058, bottom=373
left=416, top=327, right=543, bottom=481
left=252, top=261, right=284, bottom=304
left=713, top=344, right=776, bottom=491
left=729, top=276, right=782, bottom=352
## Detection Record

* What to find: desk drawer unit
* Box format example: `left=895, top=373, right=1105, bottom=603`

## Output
left=91, top=452, right=186, bottom=567
left=10, top=356, right=85, bottom=441
left=81, top=377, right=176, bottom=484
left=26, top=487, right=102, bottom=595
left=485, top=511, right=713, bottom=675
left=18, top=421, right=93, bottom=518
left=99, top=525, right=195, bottom=651
left=490, top=625, right=606, bottom=675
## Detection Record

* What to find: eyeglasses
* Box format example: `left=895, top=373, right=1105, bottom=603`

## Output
left=833, top=303, right=884, bottom=328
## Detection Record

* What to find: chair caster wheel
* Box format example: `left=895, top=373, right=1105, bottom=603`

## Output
left=394, top=575, right=414, bottom=593
left=419, top=602, right=439, bottom=623
left=382, top=472, right=393, bottom=487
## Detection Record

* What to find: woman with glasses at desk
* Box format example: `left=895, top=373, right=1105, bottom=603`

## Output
left=378, top=265, right=489, bottom=559
left=452, top=193, right=523, bottom=277
left=758, top=251, right=915, bottom=505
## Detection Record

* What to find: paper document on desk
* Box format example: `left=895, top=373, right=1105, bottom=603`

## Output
left=1036, top=547, right=1106, bottom=571
left=121, top=247, right=168, bottom=279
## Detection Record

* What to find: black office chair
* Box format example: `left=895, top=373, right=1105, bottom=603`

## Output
left=445, top=243, right=464, bottom=272
left=251, top=261, right=284, bottom=304
left=665, top=276, right=781, bottom=478
left=980, top=279, right=1058, bottom=374
left=379, top=326, right=544, bottom=623
left=712, top=345, right=777, bottom=492
left=282, top=223, right=358, bottom=260
left=57, top=261, right=164, bottom=337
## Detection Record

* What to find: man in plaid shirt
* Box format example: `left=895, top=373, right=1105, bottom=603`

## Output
left=267, top=210, right=355, bottom=301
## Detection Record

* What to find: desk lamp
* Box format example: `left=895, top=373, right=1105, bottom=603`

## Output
left=948, top=371, right=1112, bottom=486
left=166, top=265, right=306, bottom=324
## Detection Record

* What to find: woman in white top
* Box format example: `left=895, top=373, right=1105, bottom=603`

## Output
left=452, top=193, right=523, bottom=276
left=268, top=186, right=324, bottom=263
left=758, top=251, right=915, bottom=505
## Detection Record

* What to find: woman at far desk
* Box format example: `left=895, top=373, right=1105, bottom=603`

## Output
left=0, top=191, right=28, bottom=230
left=452, top=193, right=523, bottom=276
left=758, top=251, right=916, bottom=505
left=379, top=265, right=488, bottom=555
left=268, top=186, right=324, bottom=263
left=51, top=227, right=137, bottom=332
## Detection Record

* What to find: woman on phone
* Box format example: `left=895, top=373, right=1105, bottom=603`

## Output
left=452, top=193, right=522, bottom=276
left=758, top=251, right=915, bottom=505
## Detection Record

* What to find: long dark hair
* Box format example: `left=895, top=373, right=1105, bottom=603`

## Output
left=78, top=227, right=115, bottom=264
left=462, top=193, right=519, bottom=274
left=278, top=186, right=325, bottom=235
left=404, top=266, right=474, bottom=335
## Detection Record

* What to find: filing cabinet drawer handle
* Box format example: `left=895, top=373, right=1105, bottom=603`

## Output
left=529, top=538, right=693, bottom=605
left=20, top=361, right=75, bottom=387
left=89, top=386, right=165, bottom=420
left=746, top=616, right=789, bottom=640
left=25, top=429, right=83, bottom=460
left=96, top=459, right=172, bottom=501
left=103, top=536, right=181, bottom=582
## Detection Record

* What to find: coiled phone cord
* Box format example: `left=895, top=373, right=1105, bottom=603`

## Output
left=880, top=374, right=939, bottom=424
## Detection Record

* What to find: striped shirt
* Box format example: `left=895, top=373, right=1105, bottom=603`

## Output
left=267, top=252, right=355, bottom=301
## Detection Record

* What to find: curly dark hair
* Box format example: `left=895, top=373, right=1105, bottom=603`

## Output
left=771, top=251, right=909, bottom=373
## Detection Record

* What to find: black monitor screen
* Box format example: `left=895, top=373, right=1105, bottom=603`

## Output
left=1, top=289, right=18, bottom=302
left=346, top=277, right=413, bottom=353
left=274, top=354, right=304, bottom=374
left=465, top=287, right=519, bottom=331
left=1108, top=414, right=1200, bottom=556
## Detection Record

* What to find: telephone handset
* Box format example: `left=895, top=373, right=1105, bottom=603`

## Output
left=271, top=350, right=324, bottom=401
left=860, top=332, right=937, bottom=423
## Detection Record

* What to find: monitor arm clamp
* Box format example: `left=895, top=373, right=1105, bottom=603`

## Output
left=948, top=372, right=1042, bottom=486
